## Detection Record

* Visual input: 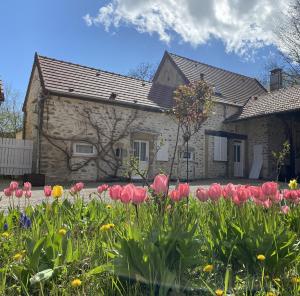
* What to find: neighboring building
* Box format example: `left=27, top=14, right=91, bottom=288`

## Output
left=22, top=51, right=299, bottom=182
left=0, top=80, right=4, bottom=104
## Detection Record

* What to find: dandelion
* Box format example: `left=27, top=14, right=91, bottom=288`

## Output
left=291, top=276, right=300, bottom=284
left=266, top=292, right=276, bottom=296
left=106, top=204, right=112, bottom=209
left=1, top=232, right=10, bottom=239
left=13, top=253, right=23, bottom=261
left=58, top=228, right=67, bottom=236
left=71, top=278, right=82, bottom=288
left=52, top=185, right=63, bottom=198
left=203, top=264, right=213, bottom=272
left=257, top=254, right=266, bottom=261
left=288, top=179, right=298, bottom=190
left=100, top=223, right=115, bottom=231
left=215, top=289, right=224, bottom=296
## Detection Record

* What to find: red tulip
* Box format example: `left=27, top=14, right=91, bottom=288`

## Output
left=23, top=182, right=32, bottom=191
left=120, top=184, right=134, bottom=203
left=178, top=183, right=190, bottom=199
left=132, top=187, right=147, bottom=204
left=109, top=185, right=123, bottom=200
left=15, top=189, right=23, bottom=198
left=44, top=186, right=52, bottom=197
left=9, top=181, right=18, bottom=191
left=169, top=189, right=181, bottom=202
left=196, top=187, right=209, bottom=202
left=150, top=174, right=168, bottom=195
left=208, top=183, right=222, bottom=201
left=4, top=188, right=12, bottom=197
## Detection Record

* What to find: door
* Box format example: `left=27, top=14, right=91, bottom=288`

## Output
left=233, top=141, right=244, bottom=177
left=132, top=140, right=149, bottom=179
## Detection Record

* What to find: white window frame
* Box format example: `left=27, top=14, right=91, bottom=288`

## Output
left=73, top=143, right=96, bottom=157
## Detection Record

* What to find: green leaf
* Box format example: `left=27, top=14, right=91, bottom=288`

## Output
left=86, top=264, right=112, bottom=276
left=30, top=269, right=54, bottom=285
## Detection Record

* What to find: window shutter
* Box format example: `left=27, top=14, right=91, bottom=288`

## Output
left=157, top=141, right=169, bottom=161
left=213, top=136, right=227, bottom=161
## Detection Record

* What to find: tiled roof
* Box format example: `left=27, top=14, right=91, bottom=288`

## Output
left=227, top=86, right=300, bottom=121
left=0, top=80, right=4, bottom=102
left=168, top=52, right=267, bottom=106
left=37, top=55, right=173, bottom=110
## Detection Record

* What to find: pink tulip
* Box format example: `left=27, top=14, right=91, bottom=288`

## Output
left=150, top=174, right=168, bottom=195
left=120, top=184, right=134, bottom=203
left=97, top=184, right=109, bottom=194
left=74, top=182, right=84, bottom=192
left=261, top=182, right=278, bottom=197
left=9, top=181, right=19, bottom=191
left=232, top=193, right=243, bottom=205
left=236, top=186, right=251, bottom=203
left=281, top=205, right=290, bottom=214
left=4, top=188, right=12, bottom=197
left=271, top=191, right=282, bottom=203
left=249, top=186, right=265, bottom=201
left=25, top=190, right=32, bottom=198
left=169, top=189, right=181, bottom=202
left=44, top=186, right=52, bottom=197
left=109, top=185, right=123, bottom=201
left=69, top=186, right=77, bottom=195
left=222, top=183, right=236, bottom=199
left=284, top=189, right=298, bottom=201
left=15, top=189, right=23, bottom=198
left=208, top=183, right=222, bottom=201
left=263, top=199, right=272, bottom=208
left=196, top=187, right=209, bottom=202
left=178, top=183, right=190, bottom=199
left=23, top=182, right=32, bottom=191
left=132, top=187, right=147, bottom=204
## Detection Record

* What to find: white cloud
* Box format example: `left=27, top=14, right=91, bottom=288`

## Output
left=83, top=0, right=290, bottom=56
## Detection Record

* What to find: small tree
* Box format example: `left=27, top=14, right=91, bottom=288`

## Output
left=127, top=62, right=157, bottom=81
left=272, top=140, right=290, bottom=181
left=168, top=80, right=214, bottom=181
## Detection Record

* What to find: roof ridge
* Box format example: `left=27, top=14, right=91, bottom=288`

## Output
left=167, top=51, right=258, bottom=81
left=252, top=85, right=300, bottom=100
left=37, top=54, right=153, bottom=84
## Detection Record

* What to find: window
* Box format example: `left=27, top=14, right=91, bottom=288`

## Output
left=115, top=147, right=122, bottom=158
left=213, top=136, right=228, bottom=161
left=73, top=143, right=96, bottom=156
left=180, top=151, right=193, bottom=161
left=156, top=141, right=169, bottom=162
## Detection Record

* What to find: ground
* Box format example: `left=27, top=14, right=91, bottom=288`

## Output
left=0, top=178, right=282, bottom=211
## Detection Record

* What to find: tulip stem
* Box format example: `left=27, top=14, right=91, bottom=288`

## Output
left=134, top=204, right=139, bottom=223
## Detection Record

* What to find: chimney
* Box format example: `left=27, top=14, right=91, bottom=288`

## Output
left=270, top=68, right=283, bottom=91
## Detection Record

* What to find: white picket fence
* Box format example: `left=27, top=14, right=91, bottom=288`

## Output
left=0, top=138, right=33, bottom=176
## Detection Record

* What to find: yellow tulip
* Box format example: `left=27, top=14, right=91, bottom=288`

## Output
left=52, top=185, right=63, bottom=198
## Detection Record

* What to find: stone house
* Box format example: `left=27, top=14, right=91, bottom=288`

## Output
left=22, top=52, right=300, bottom=182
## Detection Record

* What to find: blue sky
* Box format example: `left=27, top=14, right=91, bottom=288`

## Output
left=0, top=0, right=283, bottom=101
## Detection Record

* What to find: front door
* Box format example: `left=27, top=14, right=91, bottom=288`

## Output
left=234, top=141, right=244, bottom=177
left=133, top=140, right=149, bottom=179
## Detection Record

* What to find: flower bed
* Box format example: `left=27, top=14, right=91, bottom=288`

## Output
left=1, top=176, right=300, bottom=295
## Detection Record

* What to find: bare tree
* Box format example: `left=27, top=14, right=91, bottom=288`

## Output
left=42, top=105, right=140, bottom=179
left=128, top=62, right=157, bottom=81
left=0, top=84, right=23, bottom=138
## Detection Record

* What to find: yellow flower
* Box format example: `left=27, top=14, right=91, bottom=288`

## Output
left=1, top=232, right=10, bottom=239
left=288, top=179, right=298, bottom=190
left=257, top=254, right=266, bottom=261
left=215, top=289, right=224, bottom=296
left=13, top=253, right=23, bottom=261
left=106, top=205, right=112, bottom=209
left=203, top=264, right=213, bottom=273
left=52, top=185, right=63, bottom=198
left=100, top=223, right=115, bottom=232
left=291, top=276, right=300, bottom=284
left=266, top=292, right=276, bottom=296
left=58, top=228, right=67, bottom=236
left=71, top=278, right=82, bottom=288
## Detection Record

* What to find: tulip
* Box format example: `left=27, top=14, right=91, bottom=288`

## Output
left=169, top=189, right=180, bottom=202
left=249, top=186, right=265, bottom=201
left=288, top=179, right=298, bottom=190
left=9, top=181, right=19, bottom=191
left=236, top=186, right=251, bottom=203
left=132, top=187, right=147, bottom=204
left=69, top=186, right=77, bottom=195
left=150, top=174, right=168, bottom=195
left=222, top=183, right=236, bottom=199
left=23, top=182, right=32, bottom=191
left=208, top=183, right=222, bottom=201
left=44, top=186, right=52, bottom=197
left=261, top=182, right=278, bottom=198
left=120, top=184, right=134, bottom=203
left=281, top=205, right=290, bottom=214
left=97, top=184, right=109, bottom=194
left=178, top=183, right=190, bottom=199
left=3, top=188, right=12, bottom=197
left=15, top=189, right=23, bottom=198
left=263, top=199, right=272, bottom=208
left=74, top=182, right=84, bottom=192
left=52, top=185, right=63, bottom=198
left=25, top=190, right=32, bottom=198
left=196, top=187, right=209, bottom=202
left=109, top=185, right=123, bottom=200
